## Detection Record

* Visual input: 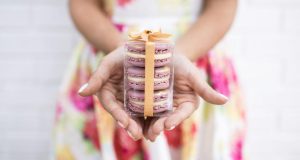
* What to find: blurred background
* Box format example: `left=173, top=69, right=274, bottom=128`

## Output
left=0, top=0, right=300, bottom=159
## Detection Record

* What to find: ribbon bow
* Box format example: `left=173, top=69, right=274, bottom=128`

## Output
left=129, top=30, right=171, bottom=42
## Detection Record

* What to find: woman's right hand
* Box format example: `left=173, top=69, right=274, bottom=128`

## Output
left=78, top=47, right=144, bottom=140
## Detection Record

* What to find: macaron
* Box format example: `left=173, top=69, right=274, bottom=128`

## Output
left=126, top=66, right=170, bottom=90
left=127, top=89, right=169, bottom=113
left=125, top=43, right=172, bottom=67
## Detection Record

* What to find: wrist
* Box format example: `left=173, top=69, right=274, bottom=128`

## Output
left=102, top=39, right=124, bottom=55
left=174, top=44, right=197, bottom=62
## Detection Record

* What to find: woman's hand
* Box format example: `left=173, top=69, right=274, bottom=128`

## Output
left=143, top=52, right=228, bottom=141
left=78, top=47, right=228, bottom=141
left=78, top=47, right=144, bottom=140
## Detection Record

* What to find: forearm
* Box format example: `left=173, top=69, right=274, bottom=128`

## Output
left=69, top=0, right=123, bottom=53
left=176, top=0, right=237, bottom=61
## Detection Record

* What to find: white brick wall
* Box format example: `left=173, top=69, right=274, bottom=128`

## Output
left=0, top=0, right=300, bottom=159
left=0, top=1, right=77, bottom=159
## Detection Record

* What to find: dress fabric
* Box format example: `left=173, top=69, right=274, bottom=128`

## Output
left=53, top=0, right=246, bottom=160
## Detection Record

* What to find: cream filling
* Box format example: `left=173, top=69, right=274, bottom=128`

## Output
left=156, top=66, right=170, bottom=73
left=128, top=76, right=169, bottom=83
left=126, top=52, right=171, bottom=59
left=130, top=99, right=167, bottom=106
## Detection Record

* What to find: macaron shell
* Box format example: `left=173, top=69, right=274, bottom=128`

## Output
left=127, top=101, right=169, bottom=114
left=127, top=66, right=170, bottom=77
left=128, top=80, right=169, bottom=90
left=127, top=89, right=169, bottom=102
left=127, top=56, right=171, bottom=67
left=127, top=89, right=170, bottom=114
left=126, top=66, right=171, bottom=90
left=125, top=43, right=172, bottom=67
left=125, top=42, right=172, bottom=53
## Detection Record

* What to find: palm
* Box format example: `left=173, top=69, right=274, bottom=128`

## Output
left=99, top=66, right=124, bottom=106
left=173, top=57, right=200, bottom=109
left=143, top=54, right=202, bottom=141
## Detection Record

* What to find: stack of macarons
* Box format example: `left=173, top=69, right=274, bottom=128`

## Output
left=125, top=42, right=173, bottom=116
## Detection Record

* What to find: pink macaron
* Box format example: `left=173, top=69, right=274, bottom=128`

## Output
left=126, top=66, right=171, bottom=90
left=125, top=42, right=172, bottom=67
left=127, top=89, right=170, bottom=114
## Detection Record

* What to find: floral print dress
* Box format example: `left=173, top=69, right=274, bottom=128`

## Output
left=53, top=0, right=246, bottom=160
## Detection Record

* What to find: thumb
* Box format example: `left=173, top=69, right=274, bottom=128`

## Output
left=78, top=60, right=111, bottom=97
left=188, top=66, right=228, bottom=105
left=78, top=47, right=123, bottom=96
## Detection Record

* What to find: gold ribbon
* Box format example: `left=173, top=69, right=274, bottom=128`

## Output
left=129, top=30, right=171, bottom=117
left=129, top=30, right=172, bottom=42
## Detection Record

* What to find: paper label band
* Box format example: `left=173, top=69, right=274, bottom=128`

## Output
left=144, top=41, right=155, bottom=117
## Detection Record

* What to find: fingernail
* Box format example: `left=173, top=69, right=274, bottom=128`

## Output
left=78, top=83, right=88, bottom=94
left=167, top=126, right=175, bottom=131
left=150, top=139, right=156, bottom=142
left=117, top=121, right=125, bottom=128
left=127, top=131, right=137, bottom=141
left=219, top=93, right=228, bottom=101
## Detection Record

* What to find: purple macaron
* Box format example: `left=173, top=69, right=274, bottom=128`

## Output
left=127, top=89, right=169, bottom=113
left=125, top=43, right=172, bottom=67
left=126, top=66, right=170, bottom=90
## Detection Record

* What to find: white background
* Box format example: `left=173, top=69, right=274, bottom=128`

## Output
left=0, top=0, right=300, bottom=159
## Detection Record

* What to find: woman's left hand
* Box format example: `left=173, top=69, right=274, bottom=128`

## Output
left=143, top=52, right=228, bottom=141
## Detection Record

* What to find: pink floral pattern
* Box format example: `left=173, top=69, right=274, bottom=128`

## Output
left=117, top=0, right=133, bottom=7
left=231, top=134, right=245, bottom=160
left=83, top=113, right=100, bottom=150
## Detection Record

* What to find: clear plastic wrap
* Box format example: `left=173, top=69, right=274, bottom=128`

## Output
left=124, top=41, right=174, bottom=117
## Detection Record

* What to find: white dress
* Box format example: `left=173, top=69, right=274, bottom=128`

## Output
left=53, top=0, right=246, bottom=160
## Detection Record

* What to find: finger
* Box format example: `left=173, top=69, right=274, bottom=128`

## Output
left=99, top=89, right=143, bottom=140
left=97, top=90, right=130, bottom=129
left=146, top=117, right=167, bottom=142
left=143, top=117, right=156, bottom=140
left=126, top=117, right=144, bottom=141
left=78, top=58, right=112, bottom=97
left=189, top=67, right=228, bottom=105
left=164, top=102, right=197, bottom=130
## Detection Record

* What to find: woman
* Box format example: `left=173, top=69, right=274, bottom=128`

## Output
left=53, top=0, right=246, bottom=159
